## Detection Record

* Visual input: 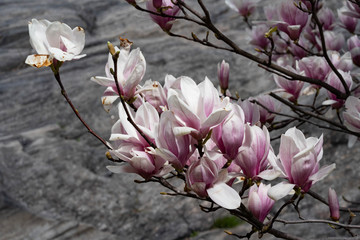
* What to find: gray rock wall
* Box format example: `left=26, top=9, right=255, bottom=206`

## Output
left=0, top=0, right=359, bottom=239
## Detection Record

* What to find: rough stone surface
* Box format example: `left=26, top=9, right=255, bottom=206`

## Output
left=0, top=0, right=359, bottom=240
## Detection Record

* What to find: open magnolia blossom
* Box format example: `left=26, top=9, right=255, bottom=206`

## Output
left=268, top=127, right=336, bottom=201
left=25, top=19, right=85, bottom=68
left=91, top=39, right=146, bottom=111
left=186, top=154, right=241, bottom=210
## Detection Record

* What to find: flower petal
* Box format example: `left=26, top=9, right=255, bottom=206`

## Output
left=207, top=182, right=241, bottom=209
left=267, top=182, right=295, bottom=201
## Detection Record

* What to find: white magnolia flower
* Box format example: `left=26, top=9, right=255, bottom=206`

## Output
left=25, top=19, right=86, bottom=68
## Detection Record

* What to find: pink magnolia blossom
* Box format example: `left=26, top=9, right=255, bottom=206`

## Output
left=167, top=76, right=231, bottom=140
left=274, top=66, right=304, bottom=101
left=297, top=56, right=331, bottom=84
left=186, top=155, right=241, bottom=209
left=218, top=60, right=230, bottom=91
left=239, top=99, right=260, bottom=126
left=248, top=24, right=271, bottom=50
left=25, top=19, right=85, bottom=68
left=338, top=7, right=358, bottom=33
left=344, top=1, right=360, bottom=18
left=235, top=124, right=273, bottom=180
left=318, top=7, right=336, bottom=31
left=329, top=51, right=353, bottom=72
left=146, top=0, right=180, bottom=31
left=153, top=111, right=195, bottom=170
left=347, top=35, right=360, bottom=67
left=328, top=188, right=340, bottom=221
left=248, top=183, right=275, bottom=222
left=268, top=127, right=335, bottom=200
left=288, top=38, right=307, bottom=60
left=255, top=95, right=280, bottom=125
left=268, top=1, right=309, bottom=40
left=225, top=0, right=259, bottom=17
left=343, top=96, right=360, bottom=133
left=107, top=102, right=172, bottom=179
left=91, top=39, right=146, bottom=111
left=316, top=31, right=345, bottom=52
left=324, top=70, right=353, bottom=108
left=211, top=104, right=245, bottom=160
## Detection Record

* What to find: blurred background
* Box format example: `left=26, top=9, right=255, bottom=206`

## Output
left=0, top=0, right=359, bottom=239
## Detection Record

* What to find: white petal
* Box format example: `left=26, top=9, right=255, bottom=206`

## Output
left=267, top=182, right=295, bottom=201
left=91, top=76, right=114, bottom=86
left=173, top=126, right=197, bottom=136
left=207, top=182, right=241, bottom=209
left=348, top=135, right=358, bottom=148
left=257, top=169, right=281, bottom=181
left=25, top=54, right=52, bottom=68
left=106, top=165, right=126, bottom=174
left=309, top=163, right=336, bottom=184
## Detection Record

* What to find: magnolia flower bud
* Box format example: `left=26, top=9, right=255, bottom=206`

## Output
left=328, top=188, right=340, bottom=221
left=218, top=60, right=229, bottom=91
left=248, top=183, right=275, bottom=222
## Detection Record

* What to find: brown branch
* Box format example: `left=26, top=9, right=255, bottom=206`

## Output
left=310, top=0, right=350, bottom=96
left=52, top=70, right=111, bottom=150
left=308, top=190, right=360, bottom=213
left=269, top=92, right=360, bottom=137
left=275, top=218, right=360, bottom=229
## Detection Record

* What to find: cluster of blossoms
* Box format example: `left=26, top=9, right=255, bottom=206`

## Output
left=88, top=38, right=335, bottom=218
left=26, top=0, right=360, bottom=235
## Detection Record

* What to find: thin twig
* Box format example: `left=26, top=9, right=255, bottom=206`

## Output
left=52, top=70, right=111, bottom=150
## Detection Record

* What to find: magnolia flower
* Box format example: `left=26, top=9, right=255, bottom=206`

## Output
left=235, top=124, right=275, bottom=180
left=211, top=104, right=245, bottom=160
left=328, top=188, right=340, bottom=221
left=91, top=39, right=146, bottom=111
left=267, top=1, right=309, bottom=40
left=297, top=56, right=331, bottom=84
left=274, top=66, right=304, bottom=101
left=25, top=19, right=85, bottom=68
left=225, top=0, right=260, bottom=17
left=323, top=70, right=353, bottom=108
left=343, top=96, right=360, bottom=133
left=146, top=0, right=180, bottom=31
left=248, top=24, right=271, bottom=50
left=218, top=60, right=230, bottom=92
left=268, top=127, right=336, bottom=200
left=153, top=111, right=195, bottom=170
left=239, top=99, right=260, bottom=126
left=316, top=31, right=345, bottom=52
left=186, top=155, right=241, bottom=209
left=338, top=7, right=358, bottom=33
left=255, top=95, right=280, bottom=125
left=329, top=51, right=353, bottom=72
left=317, top=7, right=336, bottom=31
left=107, top=102, right=172, bottom=179
left=248, top=183, right=275, bottom=222
left=344, top=1, right=360, bottom=18
left=347, top=35, right=360, bottom=67
left=167, top=76, right=231, bottom=140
